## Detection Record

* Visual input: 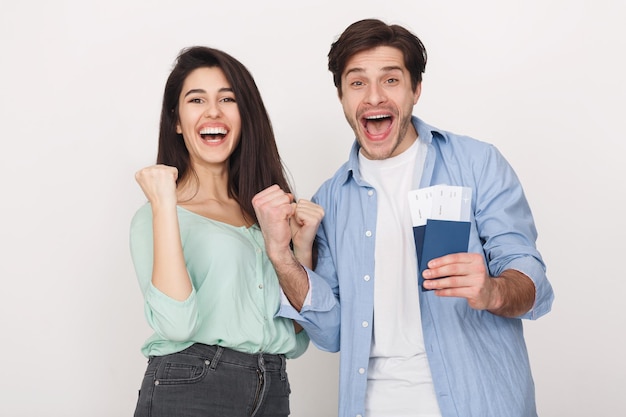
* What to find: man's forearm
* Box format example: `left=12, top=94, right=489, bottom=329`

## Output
left=488, top=269, right=536, bottom=317
left=268, top=249, right=310, bottom=312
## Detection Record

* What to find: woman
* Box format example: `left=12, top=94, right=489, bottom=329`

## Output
left=130, top=46, right=322, bottom=417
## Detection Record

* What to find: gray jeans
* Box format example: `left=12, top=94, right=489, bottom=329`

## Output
left=133, top=344, right=291, bottom=417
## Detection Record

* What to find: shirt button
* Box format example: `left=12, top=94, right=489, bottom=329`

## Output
left=367, top=190, right=374, bottom=196
left=358, top=368, right=365, bottom=374
left=362, top=321, right=369, bottom=328
left=357, top=415, right=363, bottom=417
left=365, top=230, right=372, bottom=237
left=258, top=284, right=264, bottom=289
left=363, top=275, right=370, bottom=281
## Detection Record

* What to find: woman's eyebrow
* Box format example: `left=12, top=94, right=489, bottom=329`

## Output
left=183, top=87, right=234, bottom=97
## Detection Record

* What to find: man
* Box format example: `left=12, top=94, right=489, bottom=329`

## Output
left=253, top=18, right=554, bottom=417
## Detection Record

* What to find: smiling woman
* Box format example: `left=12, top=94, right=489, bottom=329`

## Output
left=176, top=67, right=241, bottom=193
left=175, top=67, right=242, bottom=174
left=129, top=46, right=323, bottom=417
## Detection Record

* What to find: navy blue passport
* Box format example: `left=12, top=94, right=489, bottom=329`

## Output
left=414, top=219, right=471, bottom=291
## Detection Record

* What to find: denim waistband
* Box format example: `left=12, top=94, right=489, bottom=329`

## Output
left=180, top=343, right=286, bottom=373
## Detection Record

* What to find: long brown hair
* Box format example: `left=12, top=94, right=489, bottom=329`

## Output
left=156, top=46, right=292, bottom=223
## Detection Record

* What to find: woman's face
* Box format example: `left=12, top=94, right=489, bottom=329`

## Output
left=176, top=66, right=242, bottom=169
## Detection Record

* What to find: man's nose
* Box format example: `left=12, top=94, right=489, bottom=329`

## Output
left=364, top=83, right=386, bottom=105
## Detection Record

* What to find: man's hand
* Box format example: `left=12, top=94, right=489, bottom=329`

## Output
left=422, top=252, right=497, bottom=310
left=252, top=184, right=295, bottom=258
left=290, top=199, right=324, bottom=268
left=252, top=185, right=310, bottom=311
left=422, top=253, right=535, bottom=317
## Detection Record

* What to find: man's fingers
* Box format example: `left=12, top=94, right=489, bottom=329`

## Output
left=253, top=185, right=292, bottom=209
left=293, top=200, right=324, bottom=221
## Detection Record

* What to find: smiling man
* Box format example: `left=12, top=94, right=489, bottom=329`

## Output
left=339, top=44, right=420, bottom=161
left=260, top=18, right=554, bottom=417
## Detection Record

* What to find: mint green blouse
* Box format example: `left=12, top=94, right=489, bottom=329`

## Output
left=130, top=204, right=309, bottom=359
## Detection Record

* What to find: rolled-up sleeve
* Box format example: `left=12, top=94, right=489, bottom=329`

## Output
left=276, top=212, right=341, bottom=352
left=473, top=145, right=554, bottom=319
left=277, top=266, right=341, bottom=352
left=130, top=205, right=201, bottom=341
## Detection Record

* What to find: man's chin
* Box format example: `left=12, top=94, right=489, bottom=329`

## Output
left=359, top=144, right=394, bottom=160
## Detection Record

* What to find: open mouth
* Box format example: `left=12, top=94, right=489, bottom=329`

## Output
left=199, top=126, right=228, bottom=141
left=362, top=113, right=393, bottom=136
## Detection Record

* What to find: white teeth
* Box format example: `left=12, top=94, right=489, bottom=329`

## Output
left=365, top=114, right=390, bottom=120
left=199, top=127, right=227, bottom=135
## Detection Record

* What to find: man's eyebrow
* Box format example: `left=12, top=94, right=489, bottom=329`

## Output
left=344, top=67, right=365, bottom=77
left=344, top=65, right=404, bottom=77
left=381, top=65, right=404, bottom=73
left=183, top=87, right=234, bottom=97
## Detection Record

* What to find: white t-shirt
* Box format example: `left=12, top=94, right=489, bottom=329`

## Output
left=358, top=138, right=441, bottom=417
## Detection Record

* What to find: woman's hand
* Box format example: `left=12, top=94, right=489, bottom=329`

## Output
left=135, top=164, right=179, bottom=207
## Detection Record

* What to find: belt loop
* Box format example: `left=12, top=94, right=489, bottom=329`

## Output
left=279, top=354, right=287, bottom=381
left=209, top=346, right=224, bottom=371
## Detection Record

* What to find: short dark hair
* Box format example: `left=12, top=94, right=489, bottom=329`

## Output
left=157, top=46, right=291, bottom=222
left=328, top=19, right=427, bottom=96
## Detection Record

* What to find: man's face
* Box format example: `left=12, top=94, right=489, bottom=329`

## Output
left=339, top=46, right=421, bottom=160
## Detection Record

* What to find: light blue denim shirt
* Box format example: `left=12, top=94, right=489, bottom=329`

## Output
left=278, top=116, right=554, bottom=417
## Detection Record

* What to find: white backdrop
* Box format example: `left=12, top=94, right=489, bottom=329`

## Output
left=1, top=1, right=624, bottom=416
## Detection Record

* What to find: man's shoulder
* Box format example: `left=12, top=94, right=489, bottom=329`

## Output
left=434, top=127, right=494, bottom=151
left=315, top=161, right=351, bottom=195
left=431, top=129, right=502, bottom=167
left=415, top=117, right=496, bottom=152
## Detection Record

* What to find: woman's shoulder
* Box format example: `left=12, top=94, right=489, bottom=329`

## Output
left=131, top=202, right=152, bottom=223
